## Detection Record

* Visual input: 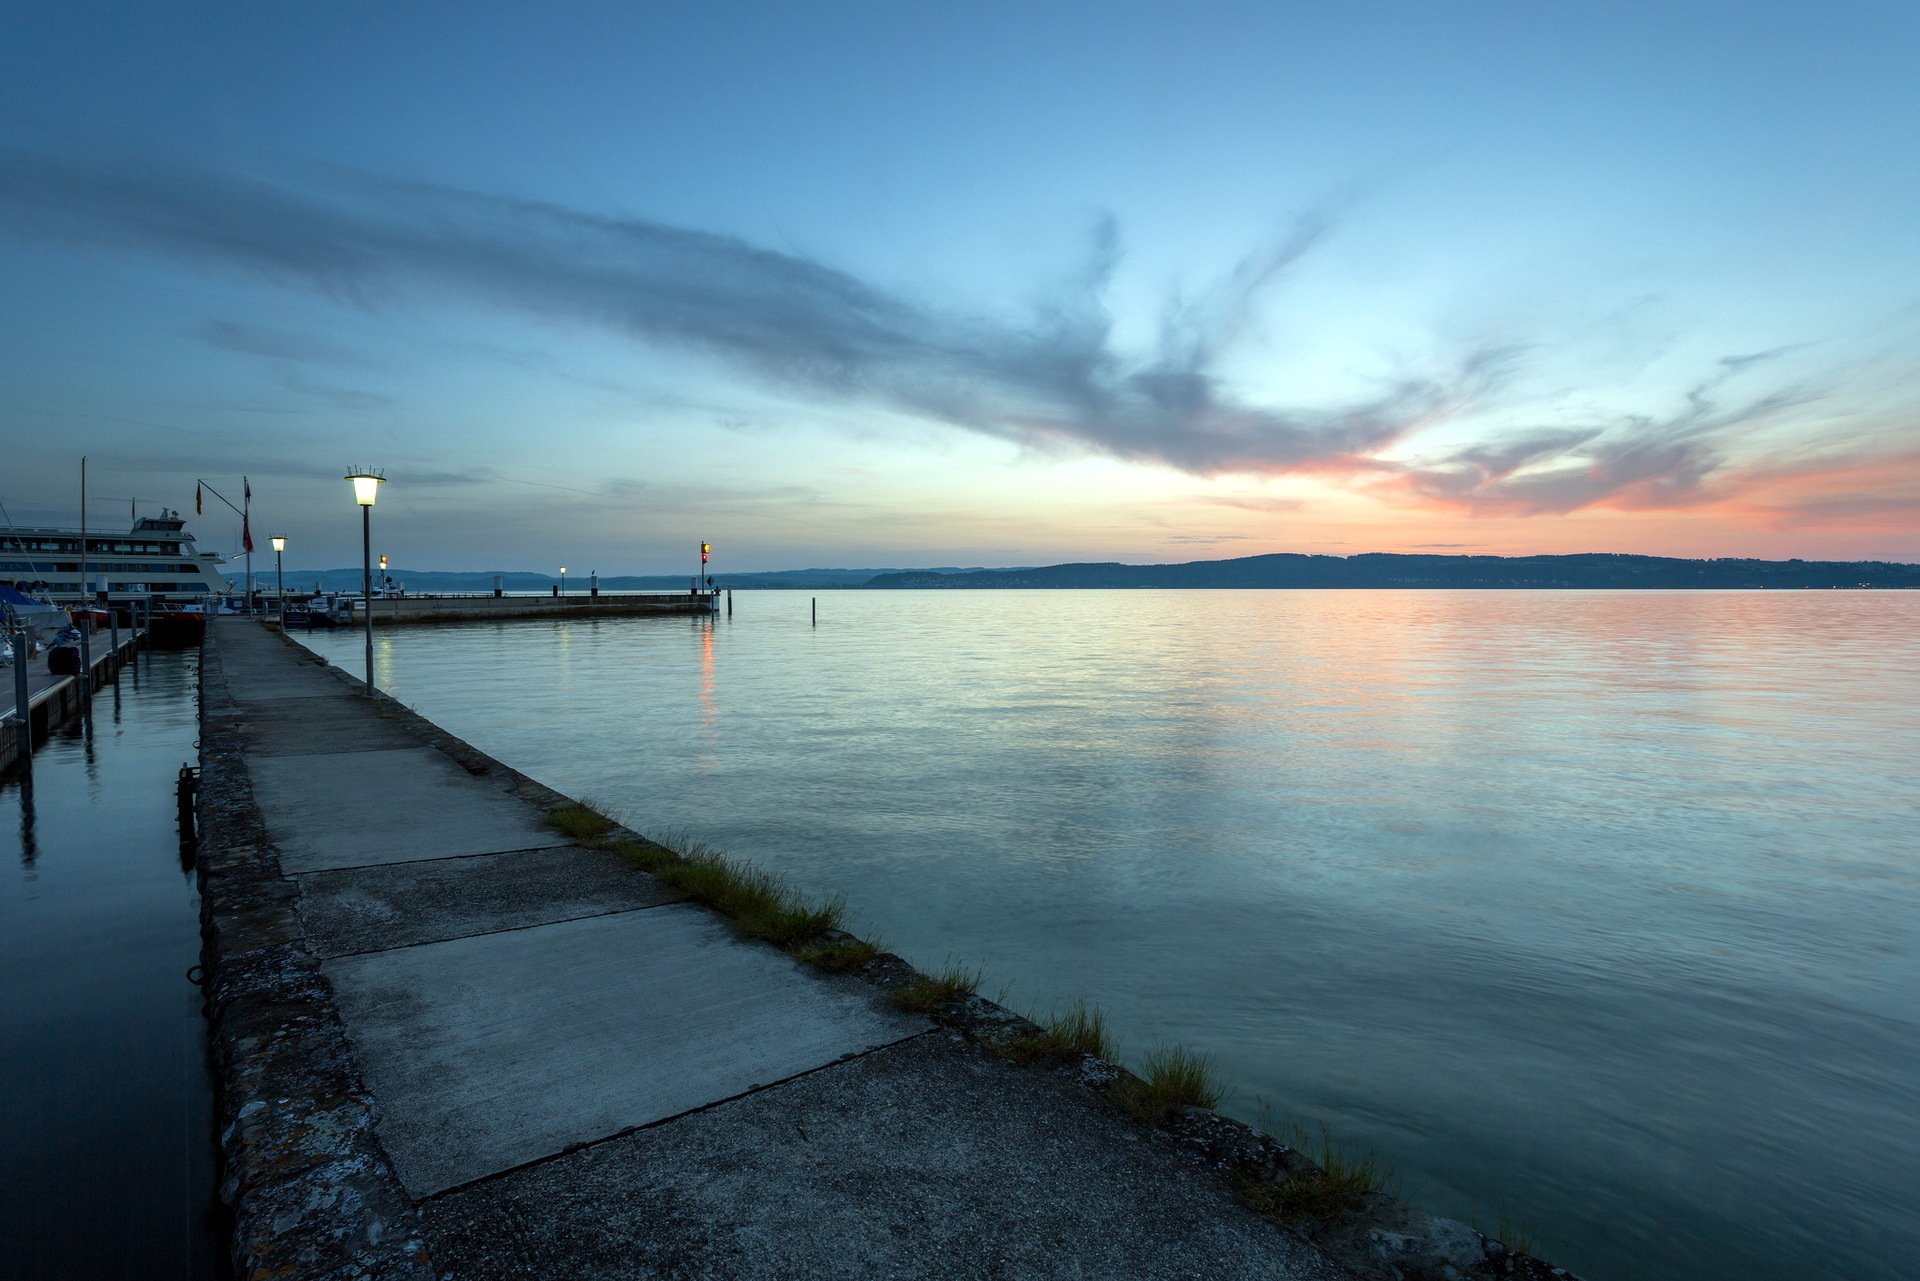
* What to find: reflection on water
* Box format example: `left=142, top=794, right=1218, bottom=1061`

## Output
left=0, top=650, right=224, bottom=1279
left=305, top=591, right=1920, bottom=1281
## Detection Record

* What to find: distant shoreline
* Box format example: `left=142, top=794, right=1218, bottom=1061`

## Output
left=283, top=551, right=1919, bottom=594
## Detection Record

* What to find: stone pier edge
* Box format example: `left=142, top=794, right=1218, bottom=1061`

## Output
left=197, top=622, right=1582, bottom=1281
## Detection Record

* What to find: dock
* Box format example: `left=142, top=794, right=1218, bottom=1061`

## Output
left=355, top=591, right=719, bottom=626
left=1, top=627, right=146, bottom=774
left=196, top=618, right=1356, bottom=1280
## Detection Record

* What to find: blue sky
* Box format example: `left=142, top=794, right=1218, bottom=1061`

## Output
left=2, top=2, right=1915, bottom=572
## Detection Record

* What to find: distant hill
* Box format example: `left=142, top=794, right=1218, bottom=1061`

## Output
left=864, top=552, right=1920, bottom=590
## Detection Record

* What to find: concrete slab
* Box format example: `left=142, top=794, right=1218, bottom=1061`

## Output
left=247, top=747, right=570, bottom=873
left=234, top=695, right=423, bottom=756
left=296, top=845, right=685, bottom=957
left=213, top=626, right=355, bottom=701
left=423, top=1034, right=1349, bottom=1281
left=324, top=906, right=920, bottom=1197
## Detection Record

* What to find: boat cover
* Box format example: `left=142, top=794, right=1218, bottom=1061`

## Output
left=0, top=584, right=72, bottom=642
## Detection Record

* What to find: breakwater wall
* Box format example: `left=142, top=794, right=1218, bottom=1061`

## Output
left=1, top=629, right=146, bottom=774
left=349, top=591, right=718, bottom=626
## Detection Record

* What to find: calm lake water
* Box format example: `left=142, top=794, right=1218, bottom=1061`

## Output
left=300, top=590, right=1920, bottom=1281
left=0, top=649, right=225, bottom=1279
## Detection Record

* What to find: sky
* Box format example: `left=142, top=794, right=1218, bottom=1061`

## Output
left=1, top=2, right=1916, bottom=574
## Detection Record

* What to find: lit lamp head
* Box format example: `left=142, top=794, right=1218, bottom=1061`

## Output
left=379, top=554, right=389, bottom=571
left=270, top=536, right=286, bottom=554
left=346, top=469, right=386, bottom=507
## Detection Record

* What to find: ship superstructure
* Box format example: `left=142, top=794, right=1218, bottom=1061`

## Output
left=1, top=511, right=230, bottom=605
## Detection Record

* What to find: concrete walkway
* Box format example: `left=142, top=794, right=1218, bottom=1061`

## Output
left=199, top=619, right=1352, bottom=1280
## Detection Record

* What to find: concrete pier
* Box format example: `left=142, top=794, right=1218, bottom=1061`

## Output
left=196, top=619, right=1353, bottom=1280
left=361, top=592, right=717, bottom=626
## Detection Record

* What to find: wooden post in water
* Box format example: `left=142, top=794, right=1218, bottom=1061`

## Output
left=811, top=597, right=816, bottom=627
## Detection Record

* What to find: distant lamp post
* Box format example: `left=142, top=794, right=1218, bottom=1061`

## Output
left=379, top=553, right=389, bottom=594
left=560, top=566, right=567, bottom=597
left=270, top=536, right=287, bottom=631
left=345, top=469, right=386, bottom=693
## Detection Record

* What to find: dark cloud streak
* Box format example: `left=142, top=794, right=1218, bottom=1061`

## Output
left=0, top=148, right=1503, bottom=477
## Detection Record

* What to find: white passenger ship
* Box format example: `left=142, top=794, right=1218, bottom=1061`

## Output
left=1, top=510, right=231, bottom=607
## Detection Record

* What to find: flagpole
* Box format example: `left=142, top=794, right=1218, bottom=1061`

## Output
left=244, top=476, right=252, bottom=614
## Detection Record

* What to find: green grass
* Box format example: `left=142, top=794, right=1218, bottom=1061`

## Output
left=889, top=963, right=982, bottom=1012
left=600, top=831, right=846, bottom=948
left=1244, top=1123, right=1391, bottom=1221
left=791, top=937, right=881, bottom=973
left=1117, top=1045, right=1221, bottom=1121
left=547, top=801, right=617, bottom=841
left=1002, top=1001, right=1115, bottom=1064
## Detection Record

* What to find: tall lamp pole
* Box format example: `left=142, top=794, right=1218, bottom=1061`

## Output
left=345, top=470, right=386, bottom=693
left=560, top=566, right=567, bottom=597
left=271, top=536, right=286, bottom=630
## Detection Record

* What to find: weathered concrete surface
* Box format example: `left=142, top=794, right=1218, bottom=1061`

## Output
left=249, top=746, right=571, bottom=872
left=197, top=626, right=435, bottom=1280
left=198, top=617, right=1419, bottom=1280
left=297, top=845, right=684, bottom=957
left=425, top=1032, right=1351, bottom=1281
left=325, top=905, right=919, bottom=1196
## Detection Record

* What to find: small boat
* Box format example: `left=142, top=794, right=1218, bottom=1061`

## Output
left=149, top=607, right=210, bottom=649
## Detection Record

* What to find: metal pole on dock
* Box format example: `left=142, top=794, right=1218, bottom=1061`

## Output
left=361, top=504, right=374, bottom=691
left=272, top=537, right=286, bottom=630
left=10, top=625, right=29, bottom=764
left=346, top=469, right=386, bottom=695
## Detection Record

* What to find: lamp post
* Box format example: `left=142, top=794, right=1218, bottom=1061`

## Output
left=560, top=566, right=567, bottom=597
left=345, top=470, right=386, bottom=693
left=270, top=536, right=286, bottom=631
left=379, top=553, right=389, bottom=597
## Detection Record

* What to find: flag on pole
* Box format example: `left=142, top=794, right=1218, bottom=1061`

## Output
left=244, top=477, right=251, bottom=503
left=195, top=483, right=203, bottom=515
left=243, top=512, right=254, bottom=554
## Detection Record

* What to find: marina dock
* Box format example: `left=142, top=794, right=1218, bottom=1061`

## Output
left=1, top=627, right=146, bottom=774
left=196, top=618, right=1357, bottom=1280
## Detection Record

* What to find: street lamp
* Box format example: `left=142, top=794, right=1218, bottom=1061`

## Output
left=560, top=566, right=567, bottom=597
left=270, top=536, right=286, bottom=631
left=345, top=469, right=386, bottom=693
left=379, top=553, right=389, bottom=596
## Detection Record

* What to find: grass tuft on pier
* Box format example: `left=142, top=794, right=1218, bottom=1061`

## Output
left=606, top=832, right=846, bottom=947
left=548, top=802, right=617, bottom=841
left=1241, top=1123, right=1390, bottom=1221
left=1117, top=1045, right=1221, bottom=1121
left=889, top=963, right=982, bottom=1012
left=1002, top=1001, right=1114, bottom=1064
left=792, top=937, right=881, bottom=973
